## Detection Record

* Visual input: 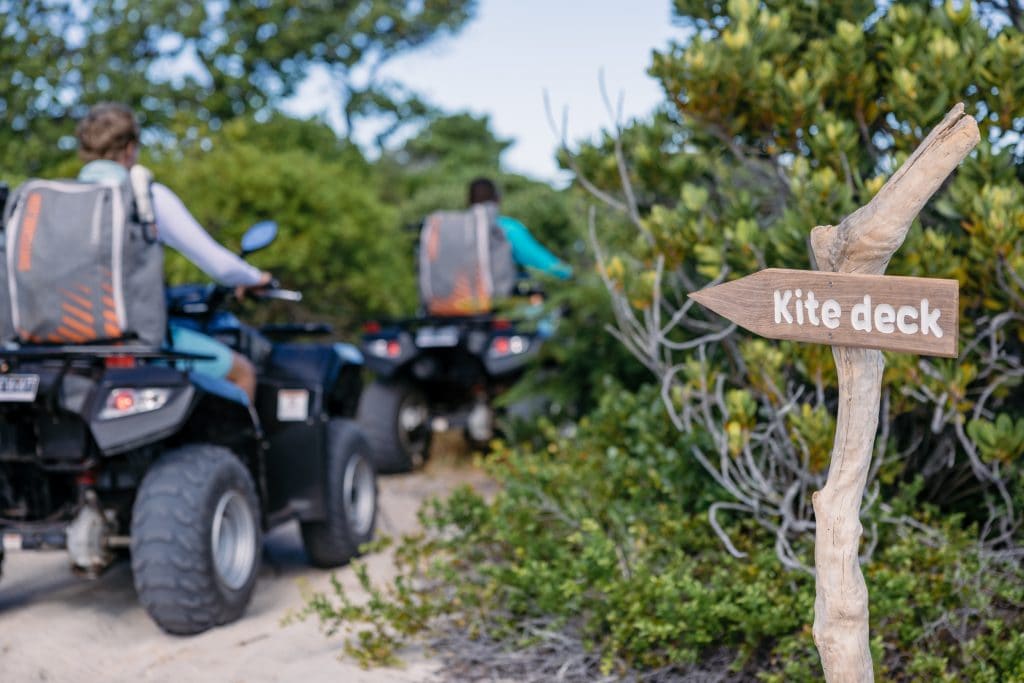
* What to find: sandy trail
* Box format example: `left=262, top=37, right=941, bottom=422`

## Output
left=0, top=456, right=490, bottom=683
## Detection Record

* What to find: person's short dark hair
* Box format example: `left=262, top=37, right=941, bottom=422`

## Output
left=467, top=177, right=500, bottom=206
left=75, top=102, right=140, bottom=162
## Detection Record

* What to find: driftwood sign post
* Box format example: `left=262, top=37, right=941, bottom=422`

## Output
left=689, top=104, right=979, bottom=681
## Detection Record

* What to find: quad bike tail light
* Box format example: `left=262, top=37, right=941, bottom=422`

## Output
left=368, top=338, right=402, bottom=358
left=98, top=387, right=171, bottom=420
left=489, top=335, right=529, bottom=357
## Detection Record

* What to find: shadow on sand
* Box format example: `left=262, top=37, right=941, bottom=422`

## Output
left=0, top=522, right=313, bottom=616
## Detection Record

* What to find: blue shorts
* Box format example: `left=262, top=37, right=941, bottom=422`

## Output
left=168, top=324, right=234, bottom=379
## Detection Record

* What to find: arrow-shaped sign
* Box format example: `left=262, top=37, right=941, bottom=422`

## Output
left=688, top=268, right=959, bottom=358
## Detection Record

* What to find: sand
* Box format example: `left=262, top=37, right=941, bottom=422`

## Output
left=0, top=455, right=491, bottom=683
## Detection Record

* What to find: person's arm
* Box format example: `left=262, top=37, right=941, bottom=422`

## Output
left=151, top=183, right=265, bottom=287
left=498, top=216, right=572, bottom=280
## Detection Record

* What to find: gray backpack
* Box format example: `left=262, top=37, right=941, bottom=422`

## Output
left=418, top=202, right=516, bottom=316
left=0, top=168, right=166, bottom=346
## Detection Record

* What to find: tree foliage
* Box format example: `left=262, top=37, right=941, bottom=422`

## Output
left=0, top=0, right=208, bottom=174
left=212, top=0, right=478, bottom=146
left=145, top=114, right=415, bottom=328
left=0, top=0, right=477, bottom=175
left=572, top=0, right=1024, bottom=568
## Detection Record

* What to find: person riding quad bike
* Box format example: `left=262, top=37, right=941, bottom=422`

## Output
left=0, top=103, right=378, bottom=635
left=74, top=103, right=273, bottom=399
left=463, top=177, right=572, bottom=284
left=357, top=178, right=571, bottom=472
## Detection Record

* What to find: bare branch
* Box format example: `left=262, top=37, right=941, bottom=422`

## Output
left=708, top=502, right=751, bottom=559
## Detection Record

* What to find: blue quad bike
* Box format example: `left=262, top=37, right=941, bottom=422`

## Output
left=0, top=221, right=377, bottom=635
left=358, top=282, right=552, bottom=473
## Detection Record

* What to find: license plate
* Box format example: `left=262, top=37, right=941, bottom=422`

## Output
left=415, top=326, right=459, bottom=348
left=0, top=373, right=40, bottom=402
left=277, top=389, right=309, bottom=422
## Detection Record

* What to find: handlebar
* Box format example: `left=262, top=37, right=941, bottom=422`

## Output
left=251, top=288, right=302, bottom=302
left=249, top=277, right=301, bottom=302
left=166, top=282, right=303, bottom=318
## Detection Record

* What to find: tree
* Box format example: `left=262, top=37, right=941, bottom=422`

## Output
left=396, top=111, right=512, bottom=170
left=149, top=115, right=416, bottom=328
left=0, top=0, right=210, bottom=174
left=0, top=0, right=477, bottom=176
left=570, top=0, right=1024, bottom=573
left=209, top=0, right=479, bottom=149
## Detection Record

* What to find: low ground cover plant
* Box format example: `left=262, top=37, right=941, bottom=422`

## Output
left=294, top=384, right=1024, bottom=681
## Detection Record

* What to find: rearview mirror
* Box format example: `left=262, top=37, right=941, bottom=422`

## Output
left=240, top=220, right=278, bottom=255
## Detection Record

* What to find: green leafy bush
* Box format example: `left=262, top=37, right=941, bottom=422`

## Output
left=563, top=0, right=1024, bottom=562
left=295, top=384, right=1024, bottom=680
left=150, top=115, right=416, bottom=329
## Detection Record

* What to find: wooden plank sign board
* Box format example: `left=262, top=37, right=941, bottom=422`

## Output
left=688, top=268, right=959, bottom=358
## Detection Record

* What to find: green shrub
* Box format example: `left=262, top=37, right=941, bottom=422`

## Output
left=295, top=384, right=1024, bottom=680
left=150, top=115, right=416, bottom=330
left=557, top=0, right=1024, bottom=564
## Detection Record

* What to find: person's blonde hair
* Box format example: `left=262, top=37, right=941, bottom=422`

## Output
left=75, top=102, right=140, bottom=162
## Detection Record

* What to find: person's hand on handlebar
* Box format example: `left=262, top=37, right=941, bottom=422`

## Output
left=235, top=271, right=274, bottom=300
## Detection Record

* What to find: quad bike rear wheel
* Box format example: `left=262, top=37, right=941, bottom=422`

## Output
left=357, top=380, right=431, bottom=474
left=130, top=444, right=261, bottom=635
left=301, top=419, right=378, bottom=567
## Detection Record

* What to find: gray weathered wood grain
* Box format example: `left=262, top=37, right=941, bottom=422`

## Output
left=809, top=103, right=978, bottom=683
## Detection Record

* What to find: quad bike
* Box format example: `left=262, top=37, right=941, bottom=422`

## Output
left=358, top=281, right=552, bottom=473
left=0, top=221, right=377, bottom=635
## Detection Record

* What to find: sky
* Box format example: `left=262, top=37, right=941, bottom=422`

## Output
left=284, top=1, right=682, bottom=184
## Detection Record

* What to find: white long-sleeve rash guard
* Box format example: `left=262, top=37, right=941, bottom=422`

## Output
left=151, top=183, right=264, bottom=287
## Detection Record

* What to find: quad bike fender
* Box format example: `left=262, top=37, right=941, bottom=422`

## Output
left=263, top=342, right=365, bottom=417
left=360, top=331, right=415, bottom=378
left=260, top=413, right=329, bottom=524
left=89, top=370, right=257, bottom=456
left=258, top=343, right=367, bottom=523
left=89, top=385, right=196, bottom=455
left=482, top=339, right=541, bottom=377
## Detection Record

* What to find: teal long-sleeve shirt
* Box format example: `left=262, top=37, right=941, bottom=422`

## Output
left=497, top=216, right=572, bottom=280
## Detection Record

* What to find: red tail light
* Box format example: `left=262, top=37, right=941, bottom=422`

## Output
left=368, top=338, right=402, bottom=358
left=363, top=321, right=381, bottom=334
left=105, top=355, right=135, bottom=368
left=112, top=390, right=136, bottom=412
left=492, top=318, right=512, bottom=330
left=489, top=335, right=529, bottom=357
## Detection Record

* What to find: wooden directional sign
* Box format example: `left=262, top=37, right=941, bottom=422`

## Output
left=688, top=268, right=959, bottom=358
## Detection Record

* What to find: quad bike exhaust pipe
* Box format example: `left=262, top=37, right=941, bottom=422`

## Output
left=1, top=530, right=128, bottom=552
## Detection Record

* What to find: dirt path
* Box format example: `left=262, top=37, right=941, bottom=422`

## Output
left=0, top=455, right=491, bottom=683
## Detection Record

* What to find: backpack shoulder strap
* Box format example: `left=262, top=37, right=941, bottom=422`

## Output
left=128, top=165, right=159, bottom=242
left=129, top=165, right=155, bottom=225
left=472, top=204, right=493, bottom=299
